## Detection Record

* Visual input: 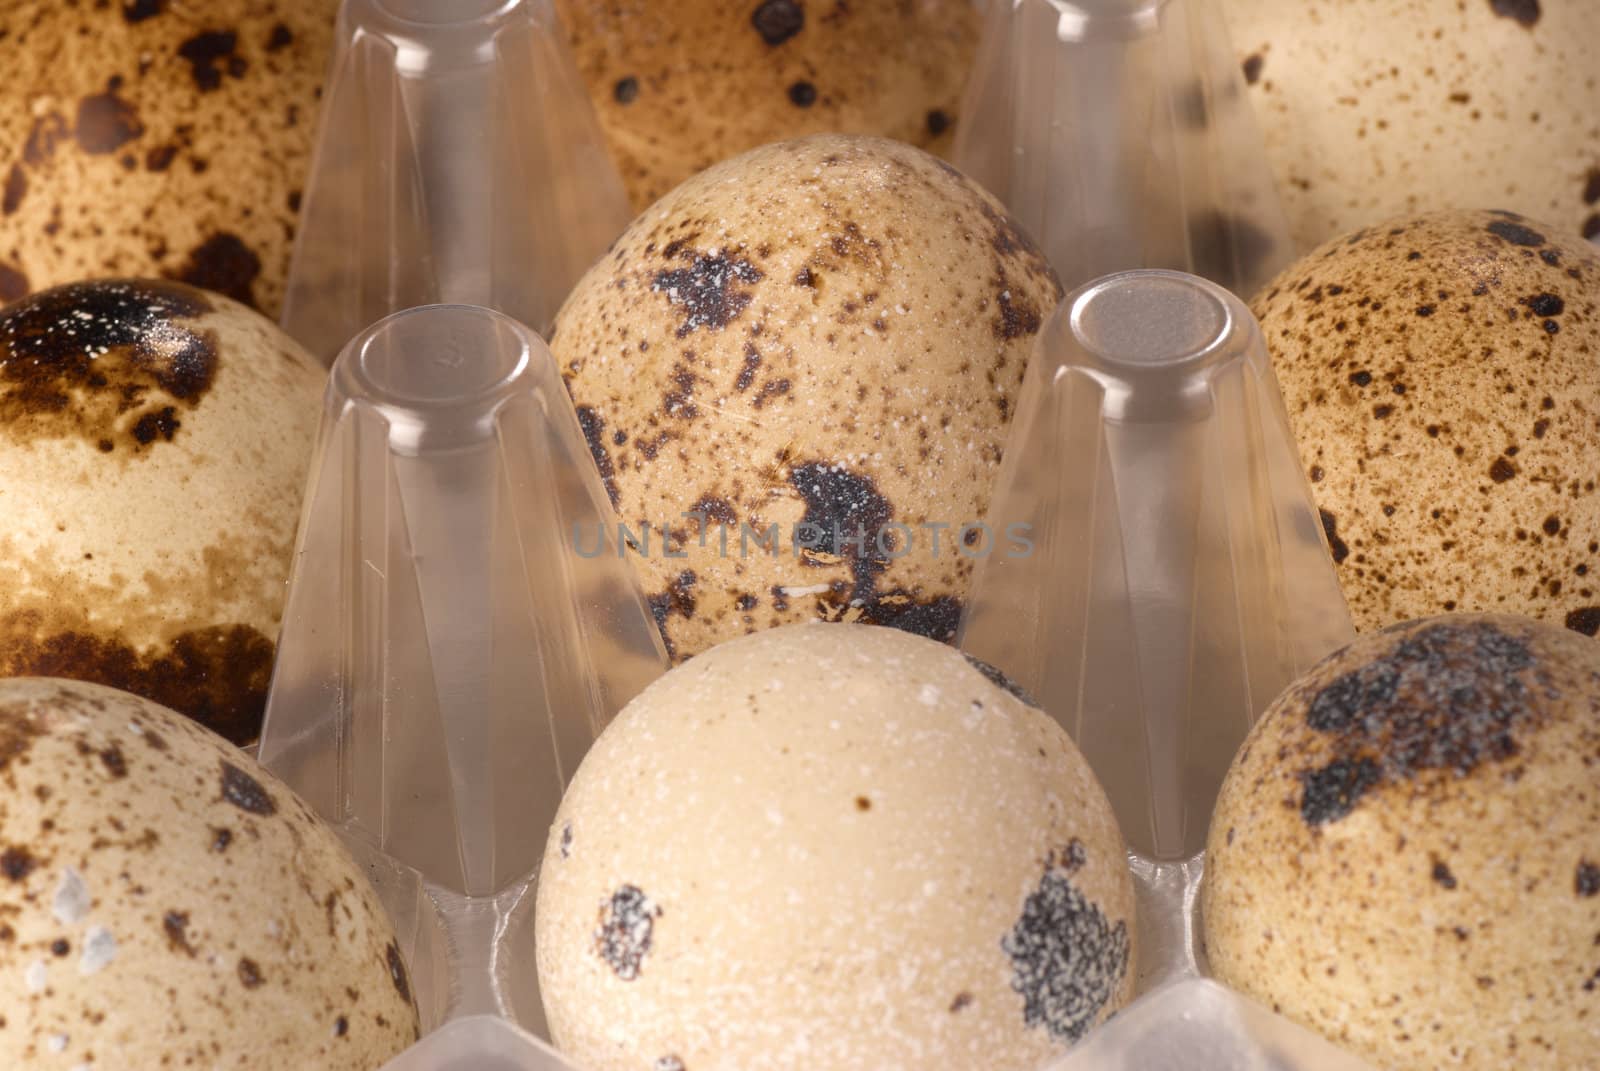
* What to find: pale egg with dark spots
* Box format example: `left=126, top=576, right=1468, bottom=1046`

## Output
left=556, top=0, right=980, bottom=209
left=0, top=0, right=336, bottom=314
left=536, top=623, right=1135, bottom=1071
left=1252, top=210, right=1600, bottom=640
left=554, top=134, right=1063, bottom=662
left=1223, top=0, right=1600, bottom=250
left=1204, top=613, right=1600, bottom=1071
left=0, top=278, right=324, bottom=744
left=0, top=678, right=419, bottom=1067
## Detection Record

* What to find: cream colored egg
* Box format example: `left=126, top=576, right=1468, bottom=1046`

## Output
left=555, top=0, right=980, bottom=210
left=1252, top=210, right=1600, bottom=640
left=1204, top=613, right=1600, bottom=1071
left=536, top=622, right=1136, bottom=1071
left=0, top=0, right=337, bottom=314
left=1223, top=0, right=1600, bottom=251
left=554, top=134, right=1062, bottom=662
left=0, top=678, right=419, bottom=1067
left=0, top=279, right=324, bottom=744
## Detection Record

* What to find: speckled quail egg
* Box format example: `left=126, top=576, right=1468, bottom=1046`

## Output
left=1204, top=613, right=1600, bottom=1071
left=0, top=0, right=336, bottom=314
left=0, top=677, right=419, bottom=1067
left=1223, top=0, right=1600, bottom=250
left=536, top=622, right=1136, bottom=1071
left=555, top=0, right=980, bottom=209
left=554, top=134, right=1063, bottom=661
left=1252, top=209, right=1600, bottom=640
left=0, top=278, right=324, bottom=744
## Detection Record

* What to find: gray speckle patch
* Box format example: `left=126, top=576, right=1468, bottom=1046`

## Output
left=595, top=884, right=660, bottom=981
left=1001, top=866, right=1129, bottom=1044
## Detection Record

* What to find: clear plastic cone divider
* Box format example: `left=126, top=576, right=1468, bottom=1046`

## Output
left=279, top=0, right=632, bottom=363
left=257, top=304, right=668, bottom=1056
left=954, top=0, right=1294, bottom=296
left=960, top=270, right=1371, bottom=1067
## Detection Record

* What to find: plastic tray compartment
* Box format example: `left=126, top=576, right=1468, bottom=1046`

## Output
left=258, top=1, right=1386, bottom=1069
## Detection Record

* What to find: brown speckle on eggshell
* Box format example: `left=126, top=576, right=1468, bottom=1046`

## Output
left=554, top=1, right=980, bottom=209
left=1252, top=210, right=1600, bottom=639
left=555, top=134, right=1062, bottom=662
left=0, top=1, right=336, bottom=314
left=1204, top=613, right=1600, bottom=1070
left=0, top=678, right=418, bottom=1067
left=536, top=623, right=1135, bottom=1071
left=1223, top=0, right=1600, bottom=250
left=0, top=278, right=324, bottom=744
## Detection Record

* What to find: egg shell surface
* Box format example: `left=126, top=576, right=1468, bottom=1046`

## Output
left=554, top=134, right=1063, bottom=662
left=0, top=279, right=325, bottom=745
left=0, top=677, right=419, bottom=1068
left=1252, top=209, right=1600, bottom=640
left=0, top=0, right=337, bottom=315
left=1204, top=612, right=1600, bottom=1071
left=1223, top=0, right=1600, bottom=251
left=556, top=0, right=979, bottom=210
left=536, top=622, right=1136, bottom=1071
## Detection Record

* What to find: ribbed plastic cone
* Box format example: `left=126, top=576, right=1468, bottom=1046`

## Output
left=1043, top=980, right=1382, bottom=1071
left=280, top=0, right=631, bottom=362
left=258, top=304, right=668, bottom=902
left=953, top=0, right=1292, bottom=296
left=958, top=270, right=1352, bottom=863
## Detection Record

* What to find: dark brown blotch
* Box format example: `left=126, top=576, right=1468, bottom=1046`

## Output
left=1, top=619, right=274, bottom=745
left=0, top=263, right=28, bottom=303
left=751, top=0, right=804, bottom=45
left=1319, top=509, right=1351, bottom=565
left=99, top=745, right=127, bottom=779
left=23, top=113, right=68, bottom=168
left=1487, top=0, right=1540, bottom=27
left=220, top=760, right=277, bottom=816
left=735, top=342, right=762, bottom=392
left=1486, top=218, right=1545, bottom=247
left=2, top=164, right=25, bottom=216
left=0, top=845, right=37, bottom=883
left=122, top=0, right=163, bottom=21
left=173, top=232, right=261, bottom=309
left=573, top=405, right=621, bottom=510
left=651, top=251, right=763, bottom=338
left=75, top=83, right=144, bottom=155
left=237, top=957, right=264, bottom=988
left=177, top=31, right=246, bottom=93
left=1576, top=861, right=1600, bottom=897
left=0, top=279, right=220, bottom=449
left=163, top=910, right=196, bottom=956
left=144, top=144, right=178, bottom=172
left=689, top=495, right=737, bottom=527
left=386, top=941, right=412, bottom=1003
left=994, top=284, right=1042, bottom=340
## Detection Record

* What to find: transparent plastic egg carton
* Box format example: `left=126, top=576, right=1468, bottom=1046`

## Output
left=255, top=1, right=1383, bottom=1069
